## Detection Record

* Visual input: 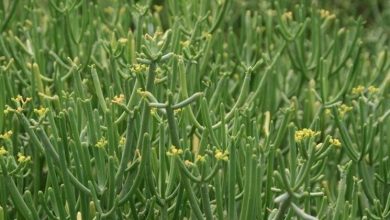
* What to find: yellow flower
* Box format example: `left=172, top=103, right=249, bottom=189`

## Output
left=16, top=107, right=23, bottom=113
left=12, top=95, right=31, bottom=104
left=153, top=5, right=163, bottom=13
left=0, top=130, right=13, bottom=140
left=180, top=40, right=190, bottom=48
left=96, top=137, right=108, bottom=149
left=103, top=6, right=114, bottom=14
left=202, top=32, right=212, bottom=40
left=0, top=146, right=8, bottom=156
left=281, top=11, right=293, bottom=21
left=130, top=64, right=148, bottom=74
left=195, top=154, right=206, bottom=163
left=338, top=104, right=353, bottom=117
left=119, top=136, right=126, bottom=145
left=325, top=109, right=332, bottom=116
left=267, top=9, right=277, bottom=17
left=351, top=85, right=365, bottom=95
left=167, top=145, right=183, bottom=156
left=149, top=108, right=156, bottom=116
left=367, top=86, right=379, bottom=94
left=174, top=108, right=182, bottom=115
left=294, top=128, right=320, bottom=142
left=112, top=94, right=125, bottom=104
left=329, top=138, right=341, bottom=148
left=17, top=153, right=31, bottom=163
left=214, top=149, right=229, bottom=161
left=34, top=106, right=48, bottom=118
left=137, top=89, right=149, bottom=100
left=319, top=9, right=335, bottom=19
left=3, top=106, right=13, bottom=114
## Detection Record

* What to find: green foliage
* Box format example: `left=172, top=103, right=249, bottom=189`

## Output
left=0, top=0, right=389, bottom=219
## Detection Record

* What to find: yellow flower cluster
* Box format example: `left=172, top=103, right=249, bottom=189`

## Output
left=319, top=9, right=335, bottom=19
left=338, top=104, right=353, bottom=117
left=267, top=9, right=277, bottom=17
left=174, top=108, right=182, bottom=115
left=329, top=138, right=341, bottom=148
left=352, top=85, right=365, bottom=95
left=119, top=136, right=126, bottom=145
left=130, top=64, right=148, bottom=74
left=12, top=95, right=32, bottom=104
left=282, top=11, right=293, bottom=21
left=137, top=89, right=148, bottom=98
left=17, top=153, right=31, bottom=163
left=0, top=146, right=8, bottom=156
left=150, top=107, right=157, bottom=116
left=367, top=86, right=379, bottom=94
left=351, top=85, right=379, bottom=96
left=202, top=32, right=212, bottom=40
left=0, top=130, right=13, bottom=140
left=294, top=128, right=320, bottom=142
left=214, top=149, right=229, bottom=161
left=195, top=154, right=206, bottom=163
left=153, top=5, right=163, bottom=13
left=180, top=40, right=190, bottom=48
left=34, top=106, right=48, bottom=118
left=3, top=106, right=13, bottom=114
left=96, top=137, right=108, bottom=149
left=112, top=94, right=125, bottom=104
left=166, top=146, right=183, bottom=156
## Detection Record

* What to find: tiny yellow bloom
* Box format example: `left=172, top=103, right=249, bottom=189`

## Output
left=153, top=5, right=163, bottom=13
left=180, top=40, right=190, bottom=48
left=0, top=146, right=8, bottom=156
left=112, top=94, right=125, bottom=104
left=103, top=6, right=114, bottom=14
left=367, top=86, right=379, bottom=94
left=214, top=149, right=229, bottom=161
left=119, top=136, right=126, bottom=145
left=150, top=107, right=157, bottom=116
left=319, top=9, right=335, bottom=19
left=17, top=153, right=31, bottom=163
left=195, top=154, right=206, bottom=163
left=325, top=109, right=332, bottom=116
left=329, top=138, right=341, bottom=148
left=34, top=106, right=48, bottom=118
left=338, top=104, right=353, bottom=117
left=96, top=137, right=108, bottom=149
left=202, top=32, right=212, bottom=40
left=320, top=9, right=330, bottom=18
left=294, top=128, right=320, bottom=142
left=281, top=11, right=293, bottom=21
left=351, top=85, right=365, bottom=95
left=166, top=146, right=183, bottom=156
left=130, top=64, right=148, bottom=74
left=16, top=106, right=23, bottom=113
left=3, top=106, right=13, bottom=114
left=267, top=9, right=277, bottom=17
left=0, top=130, right=13, bottom=140
left=174, top=108, right=182, bottom=115
left=137, top=89, right=147, bottom=98
left=12, top=95, right=31, bottom=104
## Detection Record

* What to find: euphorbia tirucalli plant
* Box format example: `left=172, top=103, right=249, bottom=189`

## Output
left=0, top=0, right=389, bottom=219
